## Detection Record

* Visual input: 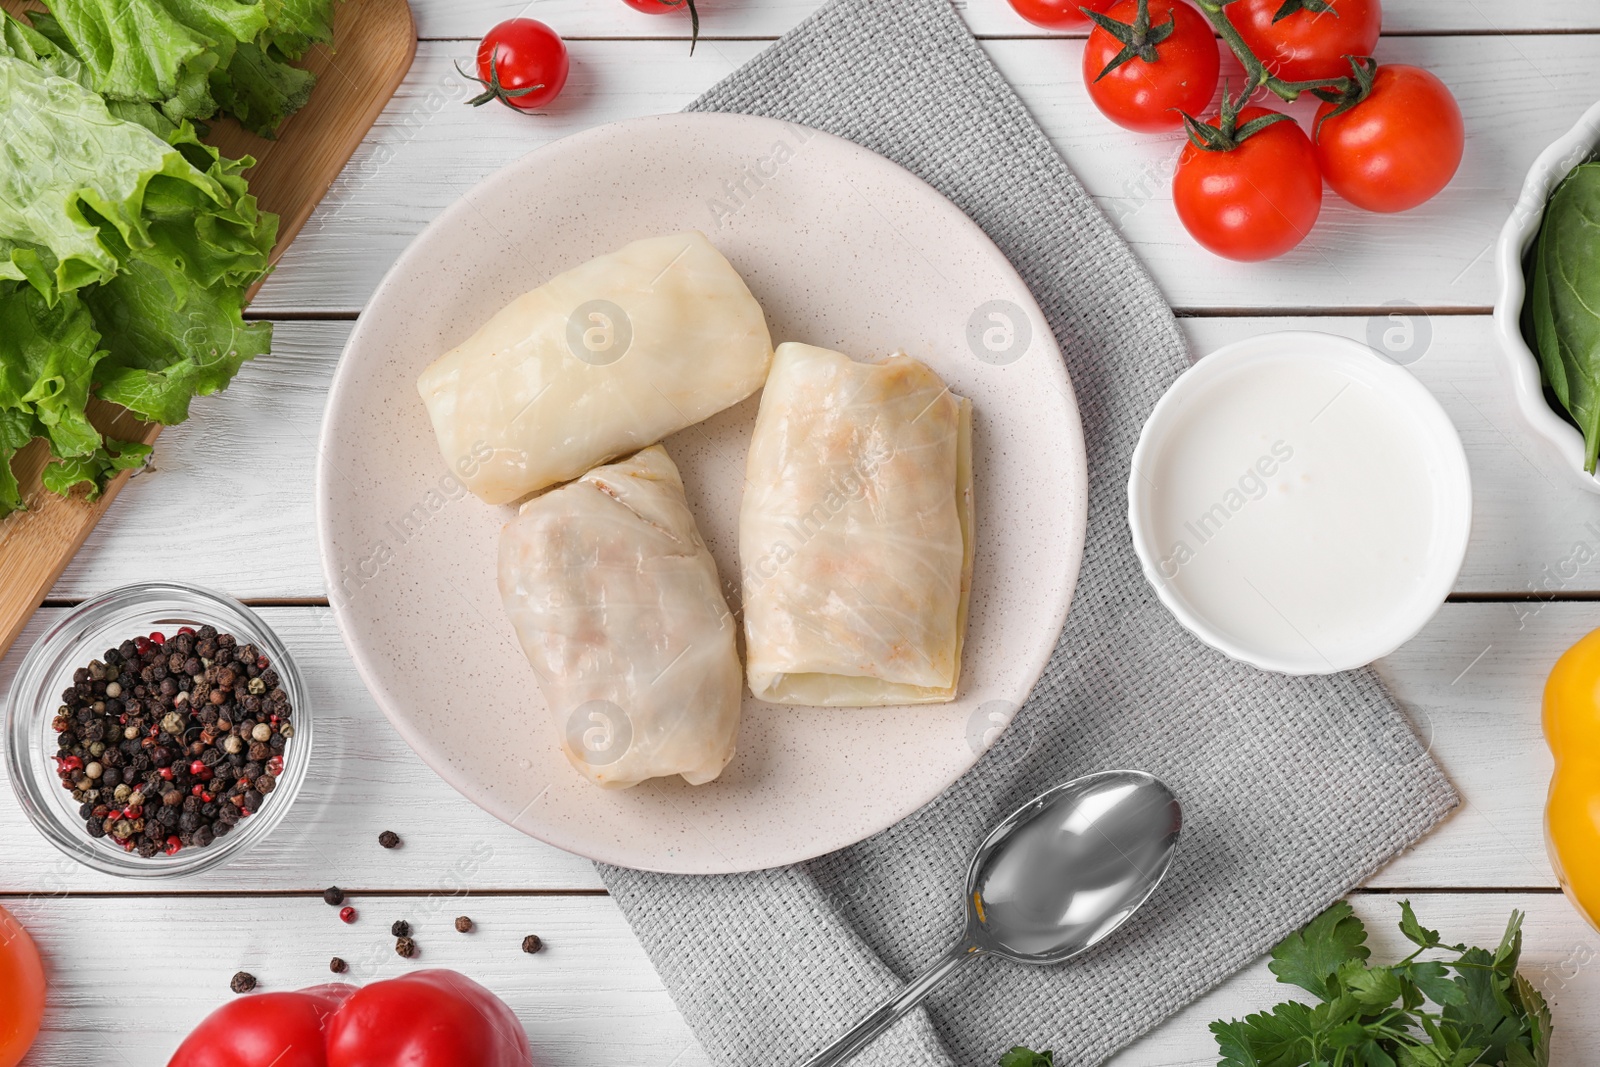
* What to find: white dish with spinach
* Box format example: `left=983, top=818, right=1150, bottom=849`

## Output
left=1494, top=98, right=1600, bottom=494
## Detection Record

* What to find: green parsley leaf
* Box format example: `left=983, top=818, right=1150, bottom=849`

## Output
left=1269, top=901, right=1371, bottom=1000
left=998, top=1048, right=1053, bottom=1067
left=1398, top=900, right=1450, bottom=951
left=1188, top=903, right=1553, bottom=1067
left=1341, top=962, right=1403, bottom=1011
left=1396, top=960, right=1466, bottom=1008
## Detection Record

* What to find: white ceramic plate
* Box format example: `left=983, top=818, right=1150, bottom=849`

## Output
left=1493, top=97, right=1600, bottom=494
left=1128, top=332, right=1470, bottom=676
left=316, top=113, right=1088, bottom=874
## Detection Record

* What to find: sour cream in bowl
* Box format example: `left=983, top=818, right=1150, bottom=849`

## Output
left=1128, top=332, right=1471, bottom=675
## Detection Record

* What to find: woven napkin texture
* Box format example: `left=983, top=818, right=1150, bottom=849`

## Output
left=599, top=1, right=1460, bottom=1063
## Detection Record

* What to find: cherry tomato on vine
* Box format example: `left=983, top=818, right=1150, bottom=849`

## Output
left=1007, top=0, right=1118, bottom=29
left=464, top=18, right=569, bottom=111
left=1173, top=106, right=1323, bottom=261
left=1225, top=0, right=1382, bottom=84
left=1314, top=63, right=1463, bottom=213
left=1082, top=0, right=1220, bottom=133
left=620, top=0, right=701, bottom=52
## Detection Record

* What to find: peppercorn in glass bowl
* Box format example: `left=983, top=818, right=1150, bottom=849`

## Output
left=5, top=583, right=312, bottom=878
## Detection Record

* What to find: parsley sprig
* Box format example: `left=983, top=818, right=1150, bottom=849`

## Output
left=1000, top=901, right=1551, bottom=1067
left=1212, top=900, right=1551, bottom=1067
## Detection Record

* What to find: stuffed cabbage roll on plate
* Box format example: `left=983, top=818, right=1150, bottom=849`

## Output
left=740, top=342, right=975, bottom=706
left=419, top=231, right=773, bottom=504
left=498, top=445, right=742, bottom=788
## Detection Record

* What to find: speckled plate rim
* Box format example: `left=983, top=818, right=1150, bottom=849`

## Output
left=315, top=112, right=1088, bottom=873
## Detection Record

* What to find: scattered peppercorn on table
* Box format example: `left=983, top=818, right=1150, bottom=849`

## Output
left=3, top=1, right=1600, bottom=1063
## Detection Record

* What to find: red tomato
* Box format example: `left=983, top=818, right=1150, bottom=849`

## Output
left=1225, top=0, right=1382, bottom=84
left=168, top=986, right=355, bottom=1067
left=1313, top=64, right=1463, bottom=213
left=1173, top=106, right=1323, bottom=260
left=471, top=18, right=568, bottom=111
left=1082, top=0, right=1220, bottom=133
left=619, top=0, right=700, bottom=49
left=1007, top=0, right=1118, bottom=29
left=620, top=0, right=689, bottom=14
left=0, top=905, right=46, bottom=1067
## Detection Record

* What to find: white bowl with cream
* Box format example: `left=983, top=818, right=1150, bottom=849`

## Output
left=1128, top=332, right=1472, bottom=675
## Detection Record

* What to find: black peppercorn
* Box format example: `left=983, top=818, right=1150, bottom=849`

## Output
left=521, top=935, right=543, bottom=954
left=330, top=957, right=347, bottom=974
left=323, top=886, right=345, bottom=906
left=230, top=971, right=257, bottom=994
left=378, top=830, right=400, bottom=849
left=454, top=916, right=473, bottom=933
left=391, top=920, right=410, bottom=937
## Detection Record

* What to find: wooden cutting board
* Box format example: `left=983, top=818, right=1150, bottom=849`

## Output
left=0, top=0, right=416, bottom=658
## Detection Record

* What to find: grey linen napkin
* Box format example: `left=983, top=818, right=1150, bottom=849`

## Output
left=599, top=1, right=1460, bottom=1063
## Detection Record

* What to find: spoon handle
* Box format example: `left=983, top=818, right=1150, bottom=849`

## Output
left=798, top=941, right=981, bottom=1067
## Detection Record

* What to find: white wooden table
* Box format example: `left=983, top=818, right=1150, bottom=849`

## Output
left=5, top=1, right=1600, bottom=1063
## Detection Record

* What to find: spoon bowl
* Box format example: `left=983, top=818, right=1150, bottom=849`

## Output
left=800, top=770, right=1181, bottom=1067
left=968, top=770, right=1182, bottom=963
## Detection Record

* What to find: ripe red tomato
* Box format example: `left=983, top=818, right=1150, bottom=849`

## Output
left=1082, top=0, right=1220, bottom=133
left=619, top=0, right=700, bottom=49
left=1007, top=0, right=1118, bottom=29
left=1313, top=64, right=1463, bottom=213
left=1173, top=107, right=1323, bottom=260
left=1225, top=0, right=1382, bottom=84
left=470, top=18, right=569, bottom=111
left=620, top=0, right=690, bottom=15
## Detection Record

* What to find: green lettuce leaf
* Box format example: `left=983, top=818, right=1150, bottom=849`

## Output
left=210, top=39, right=315, bottom=136
left=32, top=0, right=268, bottom=123
left=27, top=0, right=337, bottom=136
left=39, top=436, right=151, bottom=498
left=0, top=56, right=253, bottom=300
left=0, top=282, right=107, bottom=460
left=0, top=47, right=277, bottom=516
left=262, top=0, right=337, bottom=59
left=86, top=248, right=272, bottom=424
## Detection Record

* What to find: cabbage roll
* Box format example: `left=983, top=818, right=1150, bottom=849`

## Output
left=419, top=232, right=773, bottom=504
left=498, top=445, right=742, bottom=788
left=740, top=343, right=975, bottom=706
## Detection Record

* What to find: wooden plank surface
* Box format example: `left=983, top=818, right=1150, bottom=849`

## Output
left=44, top=317, right=1600, bottom=600
left=409, top=0, right=1600, bottom=39
left=7, top=3, right=1600, bottom=1067
left=6, top=892, right=1594, bottom=1067
left=247, top=35, right=1600, bottom=315
left=0, top=0, right=417, bottom=661
left=0, top=600, right=1584, bottom=893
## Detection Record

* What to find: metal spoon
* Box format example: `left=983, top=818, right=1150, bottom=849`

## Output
left=800, top=770, right=1182, bottom=1067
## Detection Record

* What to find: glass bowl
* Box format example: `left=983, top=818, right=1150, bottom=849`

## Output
left=5, top=583, right=312, bottom=878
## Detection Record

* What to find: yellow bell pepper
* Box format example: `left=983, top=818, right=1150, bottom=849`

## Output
left=1543, top=626, right=1600, bottom=932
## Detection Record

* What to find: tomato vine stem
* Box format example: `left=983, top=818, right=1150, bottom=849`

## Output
left=1188, top=0, right=1353, bottom=102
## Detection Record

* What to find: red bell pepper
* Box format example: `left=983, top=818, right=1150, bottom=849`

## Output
left=168, top=970, right=533, bottom=1067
